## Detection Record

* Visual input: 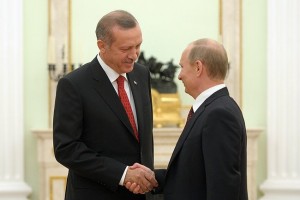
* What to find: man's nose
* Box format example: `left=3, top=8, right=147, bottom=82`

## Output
left=178, top=73, right=182, bottom=80
left=128, top=49, right=138, bottom=61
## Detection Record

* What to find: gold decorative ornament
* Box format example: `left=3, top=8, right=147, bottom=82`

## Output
left=152, top=89, right=184, bottom=128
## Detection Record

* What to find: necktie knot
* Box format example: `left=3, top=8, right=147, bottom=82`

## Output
left=117, top=75, right=125, bottom=87
left=187, top=107, right=194, bottom=122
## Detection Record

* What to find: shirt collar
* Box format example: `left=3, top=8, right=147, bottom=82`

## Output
left=97, top=54, right=127, bottom=82
left=193, top=84, right=226, bottom=112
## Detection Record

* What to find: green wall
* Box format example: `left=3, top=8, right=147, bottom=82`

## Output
left=243, top=0, right=267, bottom=197
left=24, top=0, right=48, bottom=199
left=23, top=0, right=266, bottom=199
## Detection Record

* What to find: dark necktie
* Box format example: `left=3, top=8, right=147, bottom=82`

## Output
left=117, top=76, right=139, bottom=141
left=187, top=107, right=194, bottom=122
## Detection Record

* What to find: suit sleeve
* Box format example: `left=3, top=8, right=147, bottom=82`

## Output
left=53, top=77, right=125, bottom=191
left=202, top=107, right=244, bottom=200
left=152, top=169, right=167, bottom=194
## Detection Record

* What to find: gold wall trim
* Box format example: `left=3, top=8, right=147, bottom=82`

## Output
left=48, top=0, right=52, bottom=127
left=219, top=0, right=223, bottom=39
left=68, top=0, right=72, bottom=71
left=49, top=176, right=67, bottom=200
left=239, top=0, right=243, bottom=108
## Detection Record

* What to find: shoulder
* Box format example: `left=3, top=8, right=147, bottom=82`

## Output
left=63, top=58, right=97, bottom=82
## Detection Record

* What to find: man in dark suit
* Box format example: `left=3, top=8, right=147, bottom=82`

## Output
left=127, top=38, right=248, bottom=200
left=53, top=10, right=157, bottom=200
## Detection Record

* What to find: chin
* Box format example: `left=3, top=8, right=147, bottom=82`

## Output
left=185, top=90, right=192, bottom=96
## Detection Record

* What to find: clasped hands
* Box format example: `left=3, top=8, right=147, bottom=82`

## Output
left=124, top=163, right=158, bottom=194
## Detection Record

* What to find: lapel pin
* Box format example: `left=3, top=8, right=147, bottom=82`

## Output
left=134, top=81, right=137, bottom=85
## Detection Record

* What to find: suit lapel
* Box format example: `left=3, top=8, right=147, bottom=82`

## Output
left=90, top=58, right=136, bottom=139
left=167, top=105, right=205, bottom=169
left=167, top=87, right=230, bottom=169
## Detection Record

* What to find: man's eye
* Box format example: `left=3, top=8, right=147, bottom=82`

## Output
left=121, top=47, right=130, bottom=51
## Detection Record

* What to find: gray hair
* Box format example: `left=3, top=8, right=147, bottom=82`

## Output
left=189, top=38, right=229, bottom=80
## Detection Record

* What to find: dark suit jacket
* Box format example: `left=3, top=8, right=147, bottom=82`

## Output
left=155, top=87, right=248, bottom=200
left=53, top=56, right=154, bottom=200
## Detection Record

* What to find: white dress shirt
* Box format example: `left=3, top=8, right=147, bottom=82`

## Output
left=192, top=84, right=226, bottom=112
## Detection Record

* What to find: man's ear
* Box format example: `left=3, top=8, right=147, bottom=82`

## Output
left=97, top=40, right=106, bottom=53
left=195, top=60, right=203, bottom=76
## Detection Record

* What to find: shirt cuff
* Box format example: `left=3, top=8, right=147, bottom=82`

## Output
left=119, top=166, right=128, bottom=185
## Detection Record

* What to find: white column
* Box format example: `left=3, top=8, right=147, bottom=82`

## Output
left=0, top=0, right=32, bottom=199
left=222, top=0, right=242, bottom=105
left=260, top=0, right=300, bottom=199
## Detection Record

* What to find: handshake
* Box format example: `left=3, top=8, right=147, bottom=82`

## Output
left=124, top=163, right=158, bottom=194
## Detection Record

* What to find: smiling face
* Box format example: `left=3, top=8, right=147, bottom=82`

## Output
left=98, top=25, right=142, bottom=74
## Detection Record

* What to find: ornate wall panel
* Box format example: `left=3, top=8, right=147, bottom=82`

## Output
left=47, top=0, right=71, bottom=126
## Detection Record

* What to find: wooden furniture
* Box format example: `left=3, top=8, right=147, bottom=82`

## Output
left=33, top=128, right=261, bottom=200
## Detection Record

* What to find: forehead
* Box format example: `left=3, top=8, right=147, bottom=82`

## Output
left=180, top=46, right=192, bottom=63
left=111, top=25, right=142, bottom=45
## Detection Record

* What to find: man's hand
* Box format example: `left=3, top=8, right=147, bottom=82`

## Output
left=125, top=182, right=141, bottom=194
left=124, top=163, right=158, bottom=194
